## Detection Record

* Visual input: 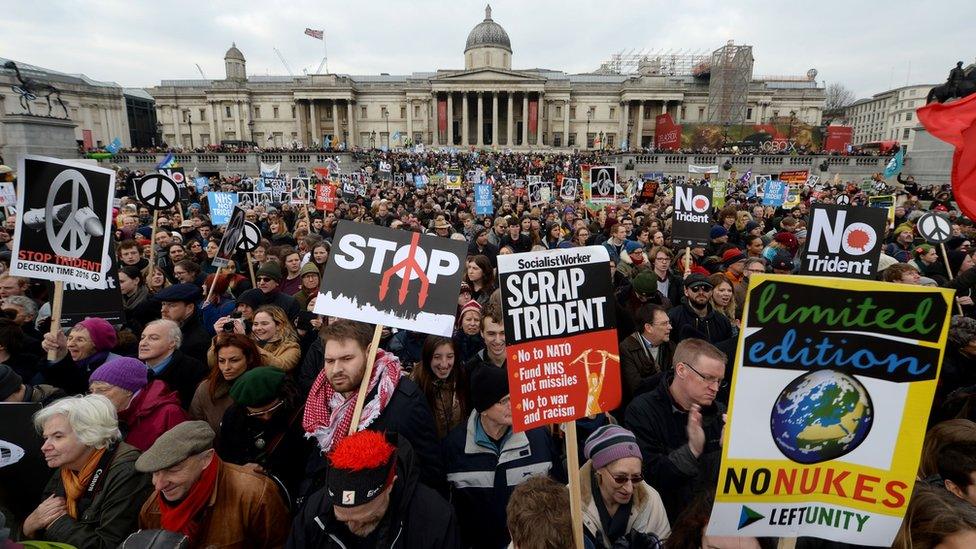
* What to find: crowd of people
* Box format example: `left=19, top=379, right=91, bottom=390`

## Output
left=0, top=147, right=974, bottom=548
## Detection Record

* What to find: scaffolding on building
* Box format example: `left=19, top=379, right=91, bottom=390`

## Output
left=705, top=41, right=754, bottom=126
left=594, top=49, right=710, bottom=76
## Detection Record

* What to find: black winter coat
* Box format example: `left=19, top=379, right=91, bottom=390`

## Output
left=287, top=437, right=460, bottom=549
left=624, top=374, right=725, bottom=522
left=178, top=313, right=212, bottom=359
left=667, top=300, right=733, bottom=347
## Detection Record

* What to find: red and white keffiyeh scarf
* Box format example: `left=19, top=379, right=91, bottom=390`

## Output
left=303, top=349, right=403, bottom=453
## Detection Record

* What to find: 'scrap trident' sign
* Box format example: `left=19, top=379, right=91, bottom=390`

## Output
left=314, top=221, right=468, bottom=336
left=498, top=247, right=621, bottom=432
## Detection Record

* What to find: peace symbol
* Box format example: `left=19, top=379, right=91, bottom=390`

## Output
left=917, top=212, right=953, bottom=244
left=45, top=169, right=96, bottom=259
left=836, top=195, right=851, bottom=205
left=238, top=221, right=261, bottom=252
left=594, top=169, right=614, bottom=197
left=135, top=173, right=179, bottom=211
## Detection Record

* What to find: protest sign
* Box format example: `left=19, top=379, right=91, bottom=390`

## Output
left=689, top=165, right=719, bottom=174
left=414, top=174, right=428, bottom=189
left=639, top=179, right=660, bottom=203
left=12, top=156, right=115, bottom=289
left=316, top=184, right=338, bottom=211
left=159, top=167, right=187, bottom=199
left=341, top=180, right=358, bottom=201
left=313, top=167, right=330, bottom=180
left=237, top=191, right=255, bottom=208
left=0, top=183, right=14, bottom=206
left=529, top=180, right=552, bottom=206
left=134, top=173, right=179, bottom=212
left=61, top=234, right=124, bottom=327
left=0, top=403, right=48, bottom=525
left=314, top=221, right=468, bottom=337
left=799, top=204, right=887, bottom=279
left=498, top=246, right=621, bottom=432
left=290, top=177, right=310, bottom=205
left=260, top=161, right=280, bottom=178
left=475, top=183, right=493, bottom=215
left=779, top=170, right=810, bottom=185
left=297, top=166, right=309, bottom=178
left=212, top=206, right=246, bottom=268
left=194, top=176, right=209, bottom=193
left=707, top=275, right=953, bottom=547
left=446, top=170, right=462, bottom=189
left=672, top=184, right=713, bottom=247
left=712, top=179, right=728, bottom=208
left=588, top=166, right=616, bottom=204
left=207, top=192, right=239, bottom=225
left=867, top=195, right=895, bottom=229
left=917, top=212, right=953, bottom=244
left=560, top=178, right=579, bottom=201
left=514, top=179, right=526, bottom=198
left=762, top=180, right=788, bottom=207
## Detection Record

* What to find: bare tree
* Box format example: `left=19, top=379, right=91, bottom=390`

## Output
left=825, top=83, right=856, bottom=111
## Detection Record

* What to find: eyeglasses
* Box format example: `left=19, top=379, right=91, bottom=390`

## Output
left=655, top=256, right=670, bottom=262
left=256, top=276, right=275, bottom=282
left=688, top=285, right=711, bottom=293
left=602, top=471, right=644, bottom=485
left=681, top=361, right=728, bottom=389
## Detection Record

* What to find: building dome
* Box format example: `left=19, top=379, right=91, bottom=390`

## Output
left=465, top=5, right=511, bottom=53
left=225, top=43, right=245, bottom=61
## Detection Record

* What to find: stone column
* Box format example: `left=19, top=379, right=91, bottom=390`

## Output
left=447, top=93, right=454, bottom=145
left=507, top=93, right=514, bottom=146
left=476, top=92, right=484, bottom=147
left=406, top=99, right=414, bottom=144
left=171, top=108, right=181, bottom=146
left=461, top=92, right=469, bottom=146
left=292, top=100, right=302, bottom=144
left=310, top=100, right=319, bottom=145
left=522, top=93, right=529, bottom=147
left=347, top=100, right=355, bottom=147
left=215, top=102, right=224, bottom=142
left=618, top=102, right=627, bottom=148
left=209, top=101, right=218, bottom=142
left=661, top=100, right=668, bottom=115
left=537, top=92, right=545, bottom=145
left=331, top=100, right=340, bottom=145
left=431, top=93, right=439, bottom=146
left=491, top=92, right=498, bottom=147
left=636, top=101, right=644, bottom=149
left=563, top=100, right=570, bottom=149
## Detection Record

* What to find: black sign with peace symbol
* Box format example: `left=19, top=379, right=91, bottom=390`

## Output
left=237, top=221, right=261, bottom=252
left=917, top=212, right=953, bottom=244
left=836, top=194, right=851, bottom=205
left=134, top=173, right=179, bottom=211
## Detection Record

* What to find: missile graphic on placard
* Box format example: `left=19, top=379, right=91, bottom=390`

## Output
left=23, top=205, right=103, bottom=237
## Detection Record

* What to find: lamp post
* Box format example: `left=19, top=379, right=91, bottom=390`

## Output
left=370, top=130, right=376, bottom=149
left=382, top=110, right=390, bottom=147
left=599, top=131, right=605, bottom=151
left=185, top=110, right=194, bottom=148
left=586, top=109, right=593, bottom=150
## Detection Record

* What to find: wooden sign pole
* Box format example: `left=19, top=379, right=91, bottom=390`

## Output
left=777, top=538, right=797, bottom=549
left=246, top=252, right=257, bottom=288
left=684, top=246, right=692, bottom=275
left=203, top=267, right=221, bottom=306
left=565, top=421, right=585, bottom=549
left=146, top=210, right=159, bottom=276
left=940, top=243, right=966, bottom=316
left=348, top=323, right=385, bottom=435
left=46, top=281, right=64, bottom=362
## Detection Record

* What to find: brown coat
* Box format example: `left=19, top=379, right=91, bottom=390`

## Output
left=139, top=460, right=289, bottom=548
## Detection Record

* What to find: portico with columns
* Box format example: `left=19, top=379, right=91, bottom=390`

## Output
left=149, top=6, right=824, bottom=151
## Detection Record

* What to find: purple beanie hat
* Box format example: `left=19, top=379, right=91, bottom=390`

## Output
left=584, top=425, right=642, bottom=470
left=89, top=357, right=148, bottom=393
left=76, top=317, right=118, bottom=352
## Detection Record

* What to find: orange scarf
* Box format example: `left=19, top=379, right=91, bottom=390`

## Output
left=61, top=447, right=107, bottom=519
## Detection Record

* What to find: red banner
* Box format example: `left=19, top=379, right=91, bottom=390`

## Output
left=313, top=167, right=330, bottom=180
left=83, top=130, right=93, bottom=150
left=528, top=99, right=538, bottom=135
left=654, top=114, right=681, bottom=150
left=438, top=99, right=447, bottom=133
left=315, top=184, right=337, bottom=211
left=824, top=126, right=853, bottom=153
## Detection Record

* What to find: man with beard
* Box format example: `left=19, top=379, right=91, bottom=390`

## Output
left=287, top=430, right=459, bottom=548
left=666, top=273, right=733, bottom=347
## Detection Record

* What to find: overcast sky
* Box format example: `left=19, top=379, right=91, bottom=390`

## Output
left=2, top=0, right=971, bottom=99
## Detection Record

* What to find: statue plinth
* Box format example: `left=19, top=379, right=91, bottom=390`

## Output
left=1, top=114, right=79, bottom=163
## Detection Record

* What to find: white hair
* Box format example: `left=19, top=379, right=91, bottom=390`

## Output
left=145, top=318, right=183, bottom=347
left=3, top=295, right=38, bottom=319
left=33, top=394, right=121, bottom=449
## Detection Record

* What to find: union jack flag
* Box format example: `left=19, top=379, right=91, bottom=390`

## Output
left=304, top=28, right=324, bottom=40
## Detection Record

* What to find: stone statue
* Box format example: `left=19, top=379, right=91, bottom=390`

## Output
left=927, top=61, right=976, bottom=104
left=3, top=61, right=69, bottom=118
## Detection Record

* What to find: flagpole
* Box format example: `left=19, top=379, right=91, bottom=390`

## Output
left=323, top=30, right=329, bottom=74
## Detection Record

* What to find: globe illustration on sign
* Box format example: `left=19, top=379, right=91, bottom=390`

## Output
left=770, top=369, right=873, bottom=464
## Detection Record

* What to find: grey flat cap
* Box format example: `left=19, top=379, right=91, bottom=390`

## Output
left=135, top=421, right=215, bottom=473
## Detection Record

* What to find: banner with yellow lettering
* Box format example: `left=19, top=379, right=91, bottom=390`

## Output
left=707, top=274, right=953, bottom=546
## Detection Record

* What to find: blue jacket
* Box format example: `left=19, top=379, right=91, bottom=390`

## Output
left=443, top=411, right=563, bottom=549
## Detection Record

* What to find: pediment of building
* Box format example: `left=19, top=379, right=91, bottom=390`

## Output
left=433, top=68, right=545, bottom=83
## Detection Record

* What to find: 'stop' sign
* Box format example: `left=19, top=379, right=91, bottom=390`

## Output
left=314, top=222, right=468, bottom=336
